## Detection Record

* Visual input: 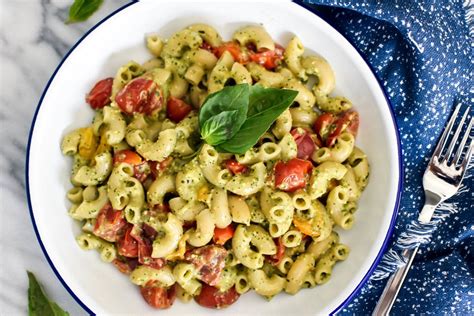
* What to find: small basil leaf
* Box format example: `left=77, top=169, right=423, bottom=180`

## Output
left=199, top=84, right=249, bottom=142
left=28, top=271, right=69, bottom=316
left=217, top=86, right=298, bottom=154
left=201, top=110, right=241, bottom=145
left=66, top=0, right=103, bottom=24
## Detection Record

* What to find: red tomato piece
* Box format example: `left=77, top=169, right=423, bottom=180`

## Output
left=213, top=42, right=248, bottom=64
left=118, top=225, right=139, bottom=258
left=225, top=159, right=248, bottom=175
left=274, top=158, right=313, bottom=192
left=130, top=224, right=166, bottom=269
left=149, top=156, right=174, bottom=180
left=267, top=237, right=285, bottom=265
left=141, top=282, right=176, bottom=309
left=112, top=258, right=138, bottom=275
left=291, top=128, right=316, bottom=160
left=200, top=41, right=214, bottom=52
left=213, top=225, right=235, bottom=245
left=167, top=97, right=193, bottom=123
left=326, top=111, right=360, bottom=147
left=249, top=44, right=284, bottom=70
left=115, top=78, right=163, bottom=115
left=93, top=204, right=126, bottom=242
left=185, top=245, right=227, bottom=286
left=313, top=112, right=336, bottom=143
left=85, top=78, right=113, bottom=109
left=195, top=285, right=240, bottom=309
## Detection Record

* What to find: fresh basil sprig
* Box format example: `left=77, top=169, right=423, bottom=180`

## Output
left=27, top=271, right=69, bottom=316
left=199, top=84, right=297, bottom=154
left=66, top=0, right=104, bottom=24
left=199, top=84, right=249, bottom=146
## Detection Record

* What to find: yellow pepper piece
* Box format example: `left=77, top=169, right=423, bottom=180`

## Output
left=166, top=233, right=189, bottom=261
left=78, top=127, right=98, bottom=160
left=94, top=131, right=110, bottom=155
left=197, top=184, right=210, bottom=203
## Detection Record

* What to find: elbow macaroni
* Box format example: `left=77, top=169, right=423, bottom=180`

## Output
left=62, top=24, right=370, bottom=307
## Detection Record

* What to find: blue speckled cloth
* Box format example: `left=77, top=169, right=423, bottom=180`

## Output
left=297, top=0, right=473, bottom=314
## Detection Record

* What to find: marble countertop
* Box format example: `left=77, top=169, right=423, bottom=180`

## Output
left=1, top=1, right=128, bottom=314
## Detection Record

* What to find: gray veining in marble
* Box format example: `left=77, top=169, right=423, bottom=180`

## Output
left=0, top=1, right=129, bottom=315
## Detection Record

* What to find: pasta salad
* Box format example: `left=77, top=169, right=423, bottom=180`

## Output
left=61, top=24, right=369, bottom=310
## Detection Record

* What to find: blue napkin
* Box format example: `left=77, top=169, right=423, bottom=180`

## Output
left=297, top=0, right=474, bottom=314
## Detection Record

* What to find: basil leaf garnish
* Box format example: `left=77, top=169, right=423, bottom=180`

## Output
left=217, top=85, right=298, bottom=154
left=199, top=84, right=249, bottom=145
left=66, top=0, right=103, bottom=24
left=28, top=271, right=69, bottom=316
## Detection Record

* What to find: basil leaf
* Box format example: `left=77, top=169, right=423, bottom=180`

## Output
left=66, top=0, right=103, bottom=24
left=217, top=86, right=298, bottom=154
left=199, top=84, right=249, bottom=142
left=201, top=110, right=242, bottom=145
left=28, top=271, right=69, bottom=316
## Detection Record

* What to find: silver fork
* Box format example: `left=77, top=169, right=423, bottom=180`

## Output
left=373, top=104, right=473, bottom=316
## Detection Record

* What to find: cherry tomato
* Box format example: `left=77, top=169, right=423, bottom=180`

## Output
left=313, top=111, right=360, bottom=147
left=213, top=42, right=248, bottom=64
left=167, top=97, right=193, bottom=123
left=185, top=245, right=227, bottom=286
left=112, top=258, right=138, bottom=275
left=141, top=282, right=176, bottom=309
left=93, top=204, right=126, bottom=242
left=213, top=225, right=235, bottom=245
left=115, top=78, right=163, bottom=115
left=149, top=156, right=174, bottom=180
left=326, top=111, right=359, bottom=147
left=195, top=285, right=240, bottom=309
left=225, top=159, right=248, bottom=175
left=85, top=78, right=113, bottom=109
left=118, top=225, right=139, bottom=257
left=267, top=237, right=285, bottom=265
left=291, top=128, right=316, bottom=160
left=130, top=224, right=166, bottom=269
left=274, top=158, right=313, bottom=192
left=249, top=44, right=284, bottom=70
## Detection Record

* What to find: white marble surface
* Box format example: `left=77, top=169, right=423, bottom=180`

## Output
left=0, top=1, right=129, bottom=314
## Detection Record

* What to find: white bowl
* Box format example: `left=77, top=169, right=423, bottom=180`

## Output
left=26, top=0, right=402, bottom=314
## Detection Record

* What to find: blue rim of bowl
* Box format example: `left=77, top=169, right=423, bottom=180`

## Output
left=24, top=1, right=403, bottom=315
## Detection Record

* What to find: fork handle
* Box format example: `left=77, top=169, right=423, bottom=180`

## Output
left=372, top=246, right=420, bottom=316
left=418, top=191, right=441, bottom=223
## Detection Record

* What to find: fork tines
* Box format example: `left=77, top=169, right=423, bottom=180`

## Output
left=432, top=104, right=473, bottom=168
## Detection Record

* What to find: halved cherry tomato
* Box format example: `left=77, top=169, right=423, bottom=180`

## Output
left=86, top=78, right=113, bottom=109
left=93, top=204, right=126, bottom=242
left=185, top=245, right=227, bottom=286
left=213, top=42, right=248, bottom=64
left=313, top=113, right=336, bottom=143
left=118, top=225, right=138, bottom=258
left=195, top=285, right=240, bottom=309
left=167, top=97, right=193, bottom=123
left=249, top=44, right=284, bottom=70
left=267, top=237, right=285, bottom=265
left=112, top=258, right=138, bottom=275
left=293, top=215, right=329, bottom=239
left=225, top=159, right=248, bottom=175
left=115, top=78, right=163, bottom=115
left=130, top=224, right=166, bottom=269
left=313, top=111, right=359, bottom=147
left=326, top=111, right=359, bottom=147
left=290, top=128, right=316, bottom=160
left=141, top=282, right=176, bottom=309
left=274, top=158, right=313, bottom=192
left=213, top=225, right=235, bottom=245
